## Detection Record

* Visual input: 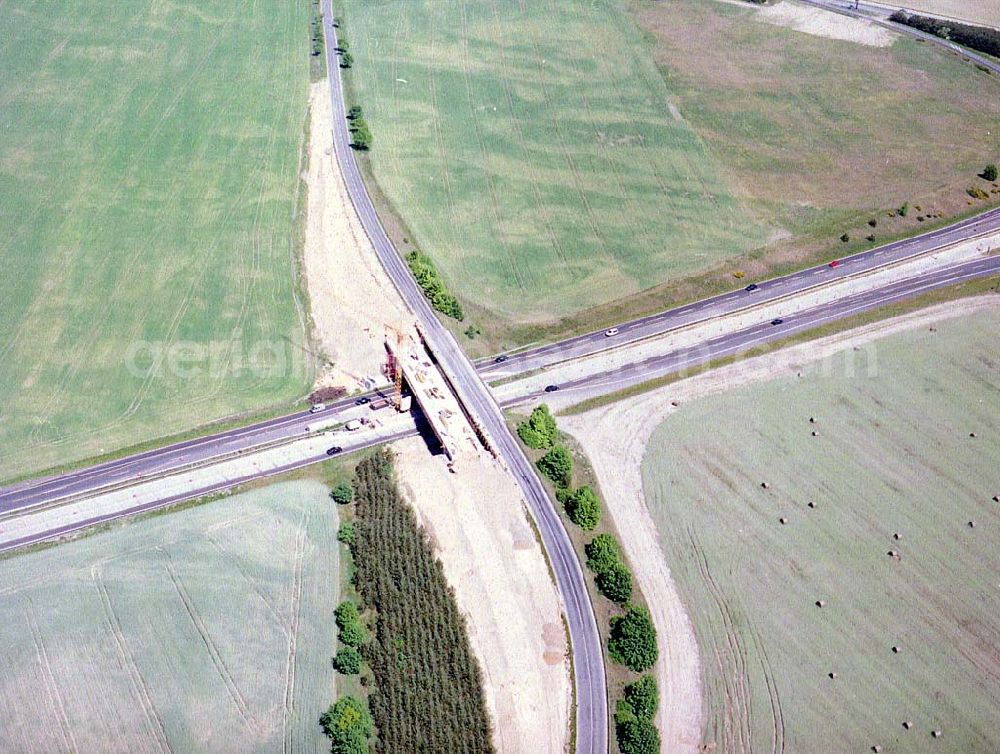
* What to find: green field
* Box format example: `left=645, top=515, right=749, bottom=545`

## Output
left=635, top=0, right=1000, bottom=240
left=0, top=0, right=313, bottom=481
left=0, top=480, right=339, bottom=752
left=641, top=310, right=1000, bottom=752
left=339, top=0, right=765, bottom=322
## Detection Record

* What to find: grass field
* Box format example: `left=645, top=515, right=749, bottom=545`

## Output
left=338, top=0, right=765, bottom=322
left=635, top=0, right=1000, bottom=239
left=0, top=480, right=339, bottom=753
left=0, top=0, right=313, bottom=481
left=640, top=309, right=1000, bottom=751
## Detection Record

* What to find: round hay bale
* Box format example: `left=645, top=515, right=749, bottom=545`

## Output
left=903, top=721, right=912, bottom=730
left=816, top=599, right=826, bottom=608
left=670, top=400, right=680, bottom=407
left=828, top=671, right=837, bottom=679
left=932, top=729, right=942, bottom=738
left=872, top=746, right=882, bottom=753
left=761, top=482, right=770, bottom=489
left=779, top=517, right=788, bottom=525
left=893, top=532, right=902, bottom=540
left=892, top=645, right=901, bottom=653
left=968, top=520, right=976, bottom=528
left=970, top=432, right=977, bottom=438
left=809, top=417, right=817, bottom=424
left=888, top=550, right=898, bottom=558
left=807, top=501, right=817, bottom=509
left=811, top=430, right=820, bottom=437
left=992, top=494, right=999, bottom=503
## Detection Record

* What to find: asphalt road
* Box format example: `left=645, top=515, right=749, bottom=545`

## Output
left=319, top=6, right=609, bottom=752
left=479, top=207, right=1000, bottom=379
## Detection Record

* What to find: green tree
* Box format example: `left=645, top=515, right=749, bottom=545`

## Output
left=331, top=483, right=355, bottom=505
left=537, top=445, right=573, bottom=488
left=608, top=607, right=658, bottom=672
left=333, top=646, right=362, bottom=675
left=585, top=533, right=622, bottom=574
left=564, top=485, right=602, bottom=530
left=516, top=404, right=558, bottom=449
left=320, top=695, right=373, bottom=753
left=623, top=675, right=658, bottom=721
left=617, top=718, right=660, bottom=754
left=337, top=521, right=356, bottom=545
left=347, top=105, right=363, bottom=121
left=335, top=600, right=359, bottom=628
left=340, top=51, right=353, bottom=68
left=350, top=121, right=371, bottom=150
left=596, top=560, right=633, bottom=603
left=983, top=163, right=998, bottom=182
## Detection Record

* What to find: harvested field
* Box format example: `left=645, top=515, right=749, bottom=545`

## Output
left=636, top=307, right=1000, bottom=751
left=339, top=0, right=764, bottom=323
left=0, top=1, right=313, bottom=481
left=900, top=1, right=999, bottom=27
left=0, top=481, right=340, bottom=753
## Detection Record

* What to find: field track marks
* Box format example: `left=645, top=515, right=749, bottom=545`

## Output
left=458, top=0, right=526, bottom=291
left=745, top=615, right=785, bottom=753
left=486, top=0, right=572, bottom=273
left=281, top=515, right=309, bottom=754
left=25, top=599, right=80, bottom=753
left=92, top=565, right=171, bottom=753
left=165, top=555, right=261, bottom=735
left=690, top=531, right=753, bottom=753
left=205, top=533, right=286, bottom=629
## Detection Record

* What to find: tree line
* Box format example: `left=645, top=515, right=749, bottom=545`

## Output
left=406, top=250, right=465, bottom=320
left=890, top=10, right=1000, bottom=58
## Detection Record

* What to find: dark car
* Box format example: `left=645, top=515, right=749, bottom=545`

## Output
left=326, top=446, right=343, bottom=456
left=355, top=396, right=370, bottom=405
left=745, top=283, right=759, bottom=292
left=771, top=318, right=784, bottom=326
left=544, top=384, right=560, bottom=393
left=494, top=354, right=508, bottom=364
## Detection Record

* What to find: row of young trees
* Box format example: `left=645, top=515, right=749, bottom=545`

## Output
left=405, top=250, right=465, bottom=320
left=343, top=449, right=494, bottom=753
left=347, top=105, right=372, bottom=151
left=515, top=404, right=660, bottom=752
left=889, top=11, right=1000, bottom=58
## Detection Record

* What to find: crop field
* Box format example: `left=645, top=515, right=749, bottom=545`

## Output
left=641, top=309, right=1000, bottom=752
left=0, top=480, right=339, bottom=753
left=339, top=0, right=765, bottom=322
left=0, top=0, right=313, bottom=481
left=635, top=0, right=1000, bottom=240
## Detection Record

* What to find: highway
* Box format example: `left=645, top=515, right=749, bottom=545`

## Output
left=318, top=4, right=609, bottom=752
left=1, top=3, right=998, bottom=751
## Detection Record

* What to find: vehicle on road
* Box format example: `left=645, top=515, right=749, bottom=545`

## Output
left=326, top=446, right=343, bottom=455
left=495, top=354, right=508, bottom=363
left=605, top=327, right=620, bottom=337
left=544, top=384, right=560, bottom=393
left=745, top=283, right=759, bottom=292
left=771, top=318, right=784, bottom=325
left=309, top=403, right=326, bottom=413
left=829, top=260, right=841, bottom=268
left=355, top=396, right=370, bottom=405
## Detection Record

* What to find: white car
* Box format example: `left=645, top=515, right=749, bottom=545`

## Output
left=604, top=327, right=620, bottom=337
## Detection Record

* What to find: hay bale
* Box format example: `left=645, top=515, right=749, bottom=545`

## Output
left=887, top=550, right=899, bottom=558
left=816, top=599, right=826, bottom=608
left=893, top=532, right=902, bottom=540
left=970, top=432, right=977, bottom=438
left=779, top=517, right=788, bottom=525
left=932, top=729, right=942, bottom=738
left=872, top=746, right=882, bottom=753
left=968, top=520, right=976, bottom=528
left=807, top=501, right=817, bottom=509
left=828, top=671, right=837, bottom=679
left=903, top=721, right=912, bottom=730
left=761, top=482, right=770, bottom=489
left=809, top=417, right=817, bottom=424
left=892, top=645, right=901, bottom=654
left=993, top=495, right=999, bottom=503
left=811, top=430, right=820, bottom=437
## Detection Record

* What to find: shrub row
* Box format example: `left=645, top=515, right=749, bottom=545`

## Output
left=889, top=10, right=1000, bottom=58
left=585, top=533, right=632, bottom=604
left=405, top=250, right=465, bottom=320
left=346, top=106, right=371, bottom=151
left=614, top=675, right=661, bottom=754
left=349, top=449, right=494, bottom=753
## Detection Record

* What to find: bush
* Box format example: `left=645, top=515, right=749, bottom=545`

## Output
left=596, top=560, right=633, bottom=603
left=331, top=483, right=355, bottom=504
left=623, top=675, right=658, bottom=721
left=563, top=485, right=602, bottom=530
left=406, top=251, right=465, bottom=320
left=585, top=534, right=622, bottom=574
left=340, top=51, right=354, bottom=68
left=839, top=233, right=850, bottom=243
left=335, top=601, right=367, bottom=647
left=968, top=186, right=990, bottom=200
left=350, top=120, right=371, bottom=150
left=333, top=646, right=362, bottom=675
left=616, top=718, right=660, bottom=754
left=984, top=163, right=998, bottom=182
left=537, top=445, right=573, bottom=488
left=897, top=202, right=910, bottom=217
left=347, top=105, right=363, bottom=121
left=516, top=404, right=558, bottom=449
left=337, top=521, right=356, bottom=545
left=608, top=607, right=658, bottom=672
left=319, top=695, right=373, bottom=753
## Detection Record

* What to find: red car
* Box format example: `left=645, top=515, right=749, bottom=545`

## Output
left=828, top=260, right=841, bottom=268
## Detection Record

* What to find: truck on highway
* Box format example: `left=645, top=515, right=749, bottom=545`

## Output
left=345, top=419, right=362, bottom=431
left=305, top=417, right=341, bottom=434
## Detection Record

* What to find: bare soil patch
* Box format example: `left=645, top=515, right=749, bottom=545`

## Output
left=759, top=2, right=896, bottom=46
left=303, top=81, right=408, bottom=393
